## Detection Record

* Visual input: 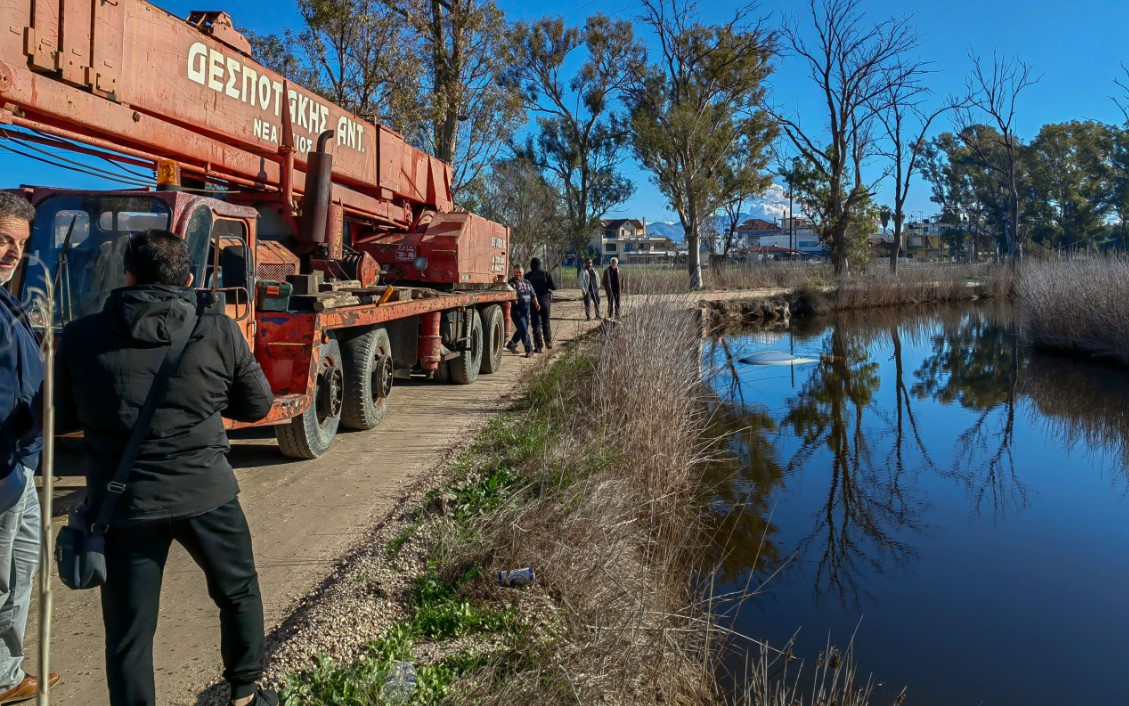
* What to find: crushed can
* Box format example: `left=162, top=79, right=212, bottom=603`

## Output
left=497, top=567, right=535, bottom=587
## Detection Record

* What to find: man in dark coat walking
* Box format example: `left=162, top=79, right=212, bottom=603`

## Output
left=0, top=192, right=59, bottom=703
left=55, top=230, right=276, bottom=706
left=524, top=257, right=556, bottom=352
left=601, top=256, right=623, bottom=319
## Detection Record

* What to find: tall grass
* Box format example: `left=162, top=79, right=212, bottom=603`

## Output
left=1017, top=257, right=1129, bottom=365
left=629, top=262, right=827, bottom=295
left=830, top=264, right=1011, bottom=310
left=436, top=297, right=718, bottom=704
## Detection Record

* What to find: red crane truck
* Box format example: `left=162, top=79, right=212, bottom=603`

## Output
left=0, top=1, right=516, bottom=458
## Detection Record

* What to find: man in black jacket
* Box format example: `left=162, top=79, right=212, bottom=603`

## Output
left=524, top=257, right=556, bottom=352
left=55, top=231, right=276, bottom=706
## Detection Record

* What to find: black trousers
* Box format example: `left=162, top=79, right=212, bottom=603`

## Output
left=101, top=498, right=264, bottom=706
left=606, top=290, right=620, bottom=318
left=531, top=296, right=552, bottom=348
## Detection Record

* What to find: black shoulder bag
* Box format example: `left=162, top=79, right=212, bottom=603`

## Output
left=55, top=317, right=197, bottom=590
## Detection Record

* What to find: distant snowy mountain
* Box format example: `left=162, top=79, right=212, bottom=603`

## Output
left=642, top=184, right=799, bottom=242
left=644, top=221, right=684, bottom=239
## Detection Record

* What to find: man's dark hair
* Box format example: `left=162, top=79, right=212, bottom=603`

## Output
left=0, top=192, right=36, bottom=224
left=529, top=257, right=541, bottom=270
left=124, top=229, right=192, bottom=286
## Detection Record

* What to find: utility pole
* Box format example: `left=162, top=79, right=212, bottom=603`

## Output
left=788, top=187, right=795, bottom=261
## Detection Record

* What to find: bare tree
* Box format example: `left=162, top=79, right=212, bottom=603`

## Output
left=251, top=0, right=523, bottom=200
left=776, top=0, right=923, bottom=277
left=959, top=51, right=1038, bottom=262
left=877, top=84, right=959, bottom=273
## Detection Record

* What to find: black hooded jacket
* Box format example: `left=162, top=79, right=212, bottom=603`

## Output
left=56, top=286, right=273, bottom=525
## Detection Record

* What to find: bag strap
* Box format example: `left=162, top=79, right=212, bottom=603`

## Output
left=92, top=314, right=199, bottom=531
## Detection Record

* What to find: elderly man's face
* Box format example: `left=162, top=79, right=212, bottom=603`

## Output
left=0, top=216, right=30, bottom=286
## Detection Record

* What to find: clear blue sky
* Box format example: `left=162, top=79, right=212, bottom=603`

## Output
left=5, top=0, right=1129, bottom=226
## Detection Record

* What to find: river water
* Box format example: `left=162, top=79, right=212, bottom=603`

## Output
left=702, top=305, right=1129, bottom=706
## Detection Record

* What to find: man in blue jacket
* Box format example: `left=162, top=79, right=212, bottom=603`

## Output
left=0, top=192, right=59, bottom=702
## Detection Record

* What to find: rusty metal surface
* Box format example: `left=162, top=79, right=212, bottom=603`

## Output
left=317, top=289, right=515, bottom=329
left=361, top=213, right=509, bottom=286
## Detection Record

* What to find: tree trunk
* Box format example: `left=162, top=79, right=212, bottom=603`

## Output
left=684, top=215, right=704, bottom=289
left=889, top=213, right=903, bottom=275
left=830, top=222, right=849, bottom=277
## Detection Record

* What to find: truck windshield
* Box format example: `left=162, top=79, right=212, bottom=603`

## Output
left=19, top=195, right=203, bottom=326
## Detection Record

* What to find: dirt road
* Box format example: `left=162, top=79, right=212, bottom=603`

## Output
left=25, top=287, right=774, bottom=705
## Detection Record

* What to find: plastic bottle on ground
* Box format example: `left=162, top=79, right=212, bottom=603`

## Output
left=380, top=661, right=418, bottom=705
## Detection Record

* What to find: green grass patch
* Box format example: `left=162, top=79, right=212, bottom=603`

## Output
left=281, top=627, right=500, bottom=706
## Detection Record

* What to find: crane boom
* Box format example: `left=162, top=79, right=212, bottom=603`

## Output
left=0, top=0, right=453, bottom=227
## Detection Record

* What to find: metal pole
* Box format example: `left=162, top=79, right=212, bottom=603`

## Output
left=38, top=285, right=54, bottom=705
left=788, top=188, right=794, bottom=260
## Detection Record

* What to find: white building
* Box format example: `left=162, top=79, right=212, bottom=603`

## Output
left=590, top=218, right=679, bottom=265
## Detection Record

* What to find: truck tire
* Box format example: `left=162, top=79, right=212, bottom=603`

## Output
left=480, top=305, right=504, bottom=375
left=340, top=327, right=393, bottom=431
left=276, top=336, right=343, bottom=459
left=449, top=309, right=483, bottom=385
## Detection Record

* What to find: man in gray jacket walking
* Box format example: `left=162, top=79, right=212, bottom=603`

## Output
left=578, top=258, right=601, bottom=321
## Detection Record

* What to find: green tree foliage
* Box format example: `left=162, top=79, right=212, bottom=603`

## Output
left=1024, top=121, right=1114, bottom=249
left=784, top=158, right=876, bottom=273
left=505, top=16, right=641, bottom=267
left=625, top=0, right=777, bottom=289
left=465, top=158, right=569, bottom=269
left=922, top=120, right=1129, bottom=256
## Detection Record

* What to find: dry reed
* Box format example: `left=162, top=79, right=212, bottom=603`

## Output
left=437, top=296, right=718, bottom=704
left=1016, top=257, right=1129, bottom=365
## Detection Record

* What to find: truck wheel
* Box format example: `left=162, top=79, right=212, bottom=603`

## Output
left=276, top=337, right=343, bottom=459
left=341, top=327, right=393, bottom=431
left=480, top=305, right=504, bottom=375
left=449, top=309, right=483, bottom=384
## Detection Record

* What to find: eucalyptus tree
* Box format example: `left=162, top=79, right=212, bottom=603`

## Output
left=625, top=0, right=777, bottom=289
left=505, top=15, right=642, bottom=267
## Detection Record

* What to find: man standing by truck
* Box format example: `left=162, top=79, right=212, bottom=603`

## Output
left=506, top=264, right=539, bottom=358
left=524, top=257, right=556, bottom=352
left=54, top=231, right=277, bottom=706
left=0, top=192, right=59, bottom=703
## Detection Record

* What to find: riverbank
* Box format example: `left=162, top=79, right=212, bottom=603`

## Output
left=269, top=300, right=721, bottom=704
left=698, top=263, right=1012, bottom=330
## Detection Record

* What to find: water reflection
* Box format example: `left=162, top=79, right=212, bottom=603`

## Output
left=702, top=304, right=1129, bottom=705
left=704, top=306, right=1079, bottom=602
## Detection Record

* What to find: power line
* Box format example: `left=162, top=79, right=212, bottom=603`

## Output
left=2, top=131, right=153, bottom=183
left=0, top=142, right=149, bottom=188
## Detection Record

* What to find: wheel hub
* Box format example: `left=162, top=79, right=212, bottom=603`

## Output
left=316, top=358, right=344, bottom=423
left=373, top=354, right=394, bottom=400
